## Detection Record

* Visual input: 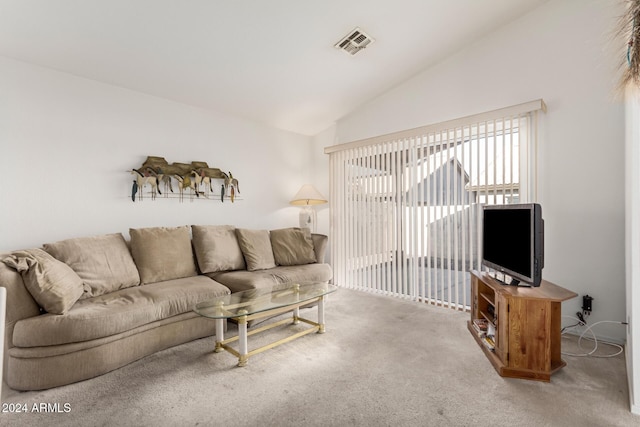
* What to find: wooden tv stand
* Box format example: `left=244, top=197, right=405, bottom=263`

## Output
left=468, top=270, right=577, bottom=382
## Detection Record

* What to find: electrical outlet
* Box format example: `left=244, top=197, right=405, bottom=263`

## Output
left=582, top=294, right=593, bottom=314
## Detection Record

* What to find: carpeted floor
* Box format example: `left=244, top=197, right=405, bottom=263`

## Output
left=1, top=288, right=637, bottom=426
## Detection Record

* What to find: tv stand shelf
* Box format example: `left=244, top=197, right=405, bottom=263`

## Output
left=469, top=270, right=577, bottom=382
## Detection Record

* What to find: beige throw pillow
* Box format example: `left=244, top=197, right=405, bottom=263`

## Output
left=130, top=226, right=198, bottom=284
left=235, top=228, right=276, bottom=271
left=192, top=225, right=246, bottom=273
left=2, top=248, right=84, bottom=314
left=44, top=233, right=140, bottom=298
left=270, top=228, right=317, bottom=266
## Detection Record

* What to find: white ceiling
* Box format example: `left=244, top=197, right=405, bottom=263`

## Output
left=0, top=0, right=549, bottom=136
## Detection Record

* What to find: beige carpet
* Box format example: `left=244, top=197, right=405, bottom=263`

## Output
left=1, top=288, right=637, bottom=426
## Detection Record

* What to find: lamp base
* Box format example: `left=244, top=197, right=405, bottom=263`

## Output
left=299, top=206, right=317, bottom=233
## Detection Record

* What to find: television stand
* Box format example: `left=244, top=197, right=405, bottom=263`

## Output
left=469, top=270, right=577, bottom=382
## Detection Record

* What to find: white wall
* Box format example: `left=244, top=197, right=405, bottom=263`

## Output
left=626, top=85, right=640, bottom=414
left=321, top=0, right=626, bottom=341
left=0, top=56, right=313, bottom=252
left=311, top=125, right=334, bottom=238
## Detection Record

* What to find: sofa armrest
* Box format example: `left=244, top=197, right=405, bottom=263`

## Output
left=1, top=257, right=41, bottom=384
left=0, top=286, right=5, bottom=397
left=0, top=258, right=41, bottom=359
left=311, top=233, right=328, bottom=263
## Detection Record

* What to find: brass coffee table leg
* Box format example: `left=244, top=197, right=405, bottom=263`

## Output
left=214, top=301, right=225, bottom=353
left=237, top=310, right=248, bottom=367
left=318, top=295, right=326, bottom=334
left=293, top=306, right=300, bottom=324
left=293, top=284, right=300, bottom=324
left=214, top=318, right=224, bottom=353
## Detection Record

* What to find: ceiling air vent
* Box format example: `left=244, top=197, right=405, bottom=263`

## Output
left=334, top=27, right=374, bottom=55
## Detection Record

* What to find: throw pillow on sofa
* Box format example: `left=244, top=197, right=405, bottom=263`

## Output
left=2, top=248, right=84, bottom=314
left=44, top=233, right=140, bottom=298
left=235, top=228, right=276, bottom=271
left=130, top=226, right=198, bottom=284
left=270, top=227, right=317, bottom=266
left=192, top=225, right=246, bottom=273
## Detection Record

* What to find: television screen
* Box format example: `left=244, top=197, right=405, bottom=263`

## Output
left=481, top=203, right=544, bottom=286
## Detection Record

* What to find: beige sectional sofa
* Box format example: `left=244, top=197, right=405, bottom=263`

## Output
left=0, top=225, right=331, bottom=391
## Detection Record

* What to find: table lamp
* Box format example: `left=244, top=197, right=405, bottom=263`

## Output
left=290, top=184, right=327, bottom=232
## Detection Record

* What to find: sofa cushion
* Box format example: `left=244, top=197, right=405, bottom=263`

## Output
left=43, top=233, right=140, bottom=299
left=270, top=228, right=317, bottom=266
left=311, top=234, right=328, bottom=263
left=235, top=228, right=276, bottom=271
left=0, top=252, right=42, bottom=326
left=12, top=275, right=230, bottom=347
left=208, top=263, right=333, bottom=293
left=2, top=249, right=84, bottom=314
left=192, top=225, right=246, bottom=273
left=130, top=226, right=198, bottom=284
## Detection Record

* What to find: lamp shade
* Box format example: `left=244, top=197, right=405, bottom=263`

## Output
left=290, top=184, right=327, bottom=206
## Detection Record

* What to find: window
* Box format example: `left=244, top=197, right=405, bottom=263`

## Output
left=325, top=100, right=545, bottom=309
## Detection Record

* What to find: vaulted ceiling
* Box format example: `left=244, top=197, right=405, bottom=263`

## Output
left=0, top=0, right=549, bottom=135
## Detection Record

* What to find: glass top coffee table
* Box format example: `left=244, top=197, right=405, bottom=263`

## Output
left=194, top=282, right=337, bottom=367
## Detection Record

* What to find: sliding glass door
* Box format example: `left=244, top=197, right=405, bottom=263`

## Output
left=327, top=101, right=543, bottom=309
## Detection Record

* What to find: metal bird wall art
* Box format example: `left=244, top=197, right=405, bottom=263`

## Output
left=129, top=156, right=241, bottom=203
left=130, top=168, right=161, bottom=201
left=223, top=171, right=240, bottom=203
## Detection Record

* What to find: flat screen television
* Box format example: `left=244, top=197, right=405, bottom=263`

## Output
left=481, top=203, right=544, bottom=287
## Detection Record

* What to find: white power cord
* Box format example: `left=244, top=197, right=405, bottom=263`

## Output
left=561, top=316, right=626, bottom=358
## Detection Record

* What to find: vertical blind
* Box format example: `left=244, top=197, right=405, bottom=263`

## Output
left=325, top=100, right=546, bottom=309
